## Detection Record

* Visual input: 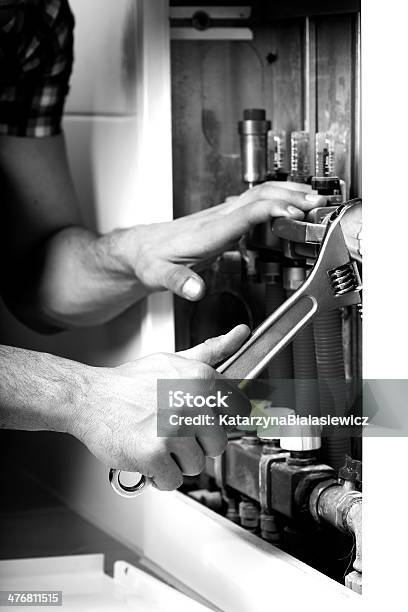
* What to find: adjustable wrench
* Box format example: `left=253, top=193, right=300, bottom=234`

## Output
left=110, top=199, right=362, bottom=497
left=217, top=199, right=362, bottom=379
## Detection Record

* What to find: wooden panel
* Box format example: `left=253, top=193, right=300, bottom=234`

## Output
left=266, top=21, right=305, bottom=156
left=171, top=15, right=360, bottom=213
left=315, top=14, right=355, bottom=192
left=171, top=22, right=304, bottom=349
left=262, top=0, right=360, bottom=20
left=171, top=14, right=360, bottom=349
left=169, top=0, right=361, bottom=15
left=172, top=41, right=256, bottom=216
left=171, top=20, right=304, bottom=219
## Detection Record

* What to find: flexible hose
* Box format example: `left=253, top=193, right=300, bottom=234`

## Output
left=287, top=289, right=319, bottom=418
left=313, top=310, right=351, bottom=471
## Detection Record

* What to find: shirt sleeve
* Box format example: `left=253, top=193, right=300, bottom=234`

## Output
left=0, top=0, right=75, bottom=138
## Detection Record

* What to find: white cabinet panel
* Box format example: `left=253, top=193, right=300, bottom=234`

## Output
left=142, top=490, right=358, bottom=611
left=66, top=0, right=143, bottom=115
left=0, top=555, right=210, bottom=611
left=63, top=113, right=175, bottom=362
left=64, top=116, right=144, bottom=232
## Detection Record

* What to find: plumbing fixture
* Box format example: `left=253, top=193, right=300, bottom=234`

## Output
left=217, top=200, right=362, bottom=380
left=238, top=109, right=271, bottom=188
left=309, top=462, right=362, bottom=593
left=289, top=131, right=310, bottom=183
left=110, top=200, right=362, bottom=497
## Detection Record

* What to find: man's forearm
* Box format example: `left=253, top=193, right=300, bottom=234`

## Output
left=0, top=345, right=88, bottom=433
left=11, top=225, right=148, bottom=329
left=0, top=134, right=149, bottom=330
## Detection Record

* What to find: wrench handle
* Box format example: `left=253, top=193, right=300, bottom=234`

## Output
left=109, top=295, right=316, bottom=496
left=217, top=294, right=317, bottom=380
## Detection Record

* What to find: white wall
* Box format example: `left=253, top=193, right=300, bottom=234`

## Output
left=1, top=0, right=174, bottom=550
left=1, top=0, right=174, bottom=364
left=64, top=0, right=175, bottom=363
left=64, top=0, right=174, bottom=362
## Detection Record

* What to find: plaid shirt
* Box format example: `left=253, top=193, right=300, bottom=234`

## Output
left=0, top=0, right=74, bottom=137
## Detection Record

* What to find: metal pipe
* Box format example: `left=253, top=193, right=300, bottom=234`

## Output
left=309, top=478, right=362, bottom=590
left=345, top=495, right=362, bottom=574
left=238, top=109, right=271, bottom=186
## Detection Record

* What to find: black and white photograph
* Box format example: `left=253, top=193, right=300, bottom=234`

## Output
left=0, top=1, right=405, bottom=610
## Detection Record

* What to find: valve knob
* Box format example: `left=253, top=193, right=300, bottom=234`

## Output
left=338, top=456, right=362, bottom=485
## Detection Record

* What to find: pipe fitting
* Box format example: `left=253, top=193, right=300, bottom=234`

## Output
left=345, top=570, right=362, bottom=594
left=345, top=495, right=362, bottom=573
left=309, top=478, right=362, bottom=574
left=258, top=261, right=281, bottom=285
left=260, top=512, right=280, bottom=544
left=308, top=478, right=338, bottom=523
left=282, top=266, right=306, bottom=292
left=239, top=498, right=260, bottom=531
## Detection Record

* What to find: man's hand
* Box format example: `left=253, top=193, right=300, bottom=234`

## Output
left=69, top=324, right=250, bottom=490
left=116, top=182, right=326, bottom=301
left=0, top=130, right=325, bottom=329
left=340, top=200, right=362, bottom=262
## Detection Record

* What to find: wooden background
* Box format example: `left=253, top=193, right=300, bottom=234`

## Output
left=170, top=12, right=361, bottom=349
left=171, top=13, right=361, bottom=217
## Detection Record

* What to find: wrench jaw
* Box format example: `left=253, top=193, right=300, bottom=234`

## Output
left=306, top=220, right=362, bottom=313
left=217, top=200, right=362, bottom=382
left=319, top=199, right=362, bottom=309
left=272, top=198, right=363, bottom=263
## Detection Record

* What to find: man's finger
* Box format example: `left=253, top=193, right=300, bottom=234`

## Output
left=264, top=181, right=312, bottom=193
left=198, top=200, right=304, bottom=252
left=196, top=432, right=228, bottom=458
left=150, top=454, right=184, bottom=491
left=169, top=438, right=206, bottom=475
left=161, top=262, right=206, bottom=301
left=178, top=324, right=250, bottom=366
left=225, top=187, right=327, bottom=214
left=257, top=185, right=327, bottom=211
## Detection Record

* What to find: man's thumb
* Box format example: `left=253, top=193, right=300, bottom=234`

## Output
left=161, top=262, right=205, bottom=301
left=178, top=324, right=250, bottom=366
